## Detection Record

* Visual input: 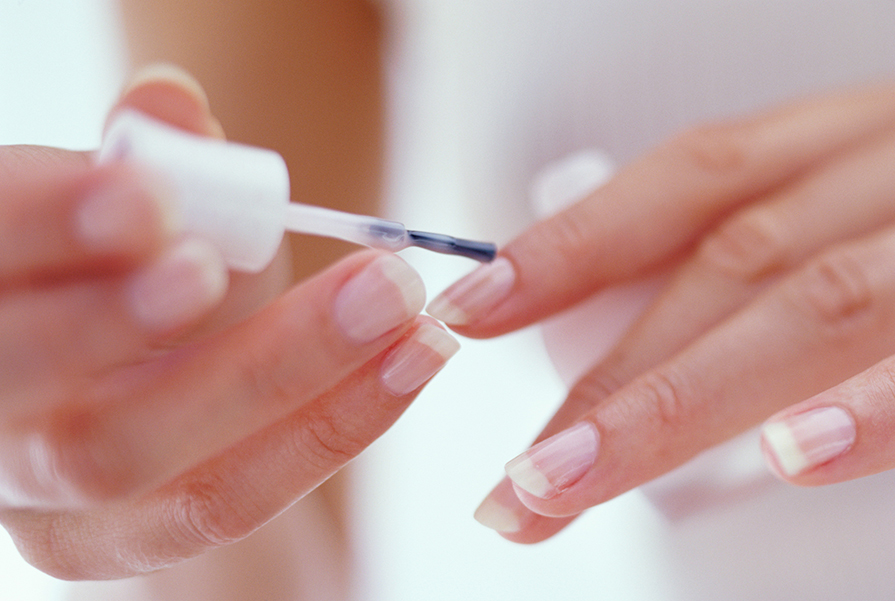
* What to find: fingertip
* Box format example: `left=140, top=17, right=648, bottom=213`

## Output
left=760, top=406, right=856, bottom=480
left=125, top=236, right=229, bottom=334
left=426, top=256, right=516, bottom=330
left=379, top=322, right=460, bottom=396
left=474, top=479, right=578, bottom=543
left=504, top=421, right=600, bottom=501
left=75, top=164, right=180, bottom=258
left=474, top=478, right=535, bottom=534
left=123, top=63, right=210, bottom=109
left=109, top=63, right=225, bottom=138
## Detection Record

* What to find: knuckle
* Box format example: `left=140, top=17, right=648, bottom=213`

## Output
left=293, top=404, right=366, bottom=472
left=164, top=479, right=254, bottom=549
left=667, top=121, right=752, bottom=178
left=634, top=369, right=697, bottom=433
left=786, top=249, right=877, bottom=338
left=571, top=368, right=627, bottom=406
left=866, top=361, right=895, bottom=412
left=696, top=210, right=789, bottom=282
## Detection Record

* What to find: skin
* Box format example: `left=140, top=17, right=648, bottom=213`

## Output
left=436, top=82, right=895, bottom=543
left=104, top=3, right=385, bottom=596
left=9, top=0, right=894, bottom=591
left=0, top=73, right=447, bottom=590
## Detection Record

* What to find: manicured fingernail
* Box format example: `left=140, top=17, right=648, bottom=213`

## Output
left=505, top=422, right=599, bottom=499
left=380, top=324, right=460, bottom=396
left=127, top=237, right=228, bottom=331
left=335, top=254, right=426, bottom=343
left=76, top=170, right=178, bottom=254
left=474, top=478, right=536, bottom=533
left=426, top=257, right=515, bottom=326
left=121, top=63, right=225, bottom=139
left=761, top=407, right=856, bottom=478
left=125, top=63, right=210, bottom=108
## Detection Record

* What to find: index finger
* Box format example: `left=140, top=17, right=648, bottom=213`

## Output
left=428, top=83, right=895, bottom=337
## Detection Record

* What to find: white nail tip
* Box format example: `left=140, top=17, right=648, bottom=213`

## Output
left=380, top=324, right=459, bottom=396
left=505, top=455, right=554, bottom=498
left=762, top=407, right=856, bottom=478
left=762, top=421, right=809, bottom=477
left=473, top=496, right=523, bottom=533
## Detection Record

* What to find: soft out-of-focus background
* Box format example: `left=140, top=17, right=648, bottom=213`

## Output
left=0, top=3, right=663, bottom=599
left=0, top=1, right=126, bottom=149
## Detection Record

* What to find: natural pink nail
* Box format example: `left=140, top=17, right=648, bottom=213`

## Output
left=505, top=421, right=599, bottom=499
left=127, top=237, right=228, bottom=331
left=380, top=324, right=460, bottom=396
left=426, top=257, right=515, bottom=326
left=334, top=254, right=426, bottom=343
left=762, top=406, right=856, bottom=477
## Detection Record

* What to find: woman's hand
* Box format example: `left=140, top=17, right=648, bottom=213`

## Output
left=0, top=67, right=458, bottom=579
left=427, top=83, right=895, bottom=542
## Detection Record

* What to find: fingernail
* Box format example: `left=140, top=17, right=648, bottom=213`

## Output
left=127, top=237, right=228, bottom=331
left=761, top=407, right=856, bottom=477
left=120, top=63, right=224, bottom=139
left=335, top=254, right=426, bottom=343
left=125, top=63, right=210, bottom=109
left=381, top=323, right=460, bottom=396
left=426, top=257, right=515, bottom=326
left=474, top=478, right=536, bottom=533
left=76, top=170, right=178, bottom=254
left=505, top=422, right=599, bottom=499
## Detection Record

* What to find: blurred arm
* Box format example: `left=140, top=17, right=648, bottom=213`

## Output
left=119, top=0, right=385, bottom=280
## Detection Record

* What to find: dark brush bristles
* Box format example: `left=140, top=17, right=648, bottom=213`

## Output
left=407, top=230, right=498, bottom=262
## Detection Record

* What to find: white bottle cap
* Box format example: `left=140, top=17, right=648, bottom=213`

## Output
left=98, top=110, right=290, bottom=272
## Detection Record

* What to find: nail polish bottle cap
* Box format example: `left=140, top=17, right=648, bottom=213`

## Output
left=98, top=110, right=289, bottom=272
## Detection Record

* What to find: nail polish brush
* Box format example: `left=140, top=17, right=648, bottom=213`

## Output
left=98, top=110, right=497, bottom=272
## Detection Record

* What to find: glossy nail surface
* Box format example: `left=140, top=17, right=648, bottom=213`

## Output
left=762, top=407, right=856, bottom=477
left=380, top=324, right=459, bottom=396
left=474, top=478, right=536, bottom=533
left=334, top=254, right=426, bottom=343
left=505, top=421, right=599, bottom=499
left=427, top=257, right=515, bottom=326
left=127, top=237, right=228, bottom=332
left=76, top=171, right=176, bottom=254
